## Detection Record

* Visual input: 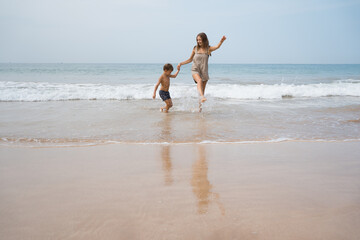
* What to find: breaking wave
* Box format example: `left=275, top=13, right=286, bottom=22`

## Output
left=1, top=81, right=360, bottom=102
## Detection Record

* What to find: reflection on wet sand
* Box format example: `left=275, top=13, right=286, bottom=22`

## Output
left=192, top=115, right=225, bottom=215
left=347, top=118, right=360, bottom=123
left=161, top=145, right=173, bottom=185
left=159, top=114, right=172, bottom=142
left=191, top=145, right=211, bottom=214
left=191, top=116, right=211, bottom=214
left=191, top=145, right=225, bottom=215
left=158, top=113, right=225, bottom=215
left=159, top=114, right=174, bottom=185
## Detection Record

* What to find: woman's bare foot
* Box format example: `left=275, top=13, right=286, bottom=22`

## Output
left=201, top=97, right=207, bottom=103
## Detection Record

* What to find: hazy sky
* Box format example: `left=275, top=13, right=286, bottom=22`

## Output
left=1, top=0, right=360, bottom=63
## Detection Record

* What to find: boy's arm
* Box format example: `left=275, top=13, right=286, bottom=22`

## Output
left=209, top=36, right=226, bottom=53
left=153, top=77, right=162, bottom=99
left=170, top=69, right=180, bottom=78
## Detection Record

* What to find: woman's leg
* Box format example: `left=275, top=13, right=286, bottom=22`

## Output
left=193, top=74, right=207, bottom=102
left=202, top=80, right=208, bottom=95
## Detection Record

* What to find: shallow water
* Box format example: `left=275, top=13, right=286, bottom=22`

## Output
left=1, top=63, right=360, bottom=146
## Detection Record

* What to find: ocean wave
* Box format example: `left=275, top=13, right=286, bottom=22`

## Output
left=1, top=81, right=360, bottom=102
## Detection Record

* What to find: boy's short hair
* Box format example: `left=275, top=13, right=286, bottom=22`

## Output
left=163, top=63, right=174, bottom=71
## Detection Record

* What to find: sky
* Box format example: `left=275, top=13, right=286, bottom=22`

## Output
left=1, top=0, right=360, bottom=64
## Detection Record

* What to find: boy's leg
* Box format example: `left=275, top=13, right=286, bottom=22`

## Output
left=163, top=99, right=173, bottom=112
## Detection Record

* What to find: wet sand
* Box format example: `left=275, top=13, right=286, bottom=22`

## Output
left=0, top=142, right=360, bottom=239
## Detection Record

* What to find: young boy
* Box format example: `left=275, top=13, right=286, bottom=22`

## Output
left=153, top=63, right=180, bottom=112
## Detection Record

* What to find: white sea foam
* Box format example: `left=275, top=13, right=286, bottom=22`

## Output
left=1, top=81, right=360, bottom=102
left=2, top=137, right=360, bottom=148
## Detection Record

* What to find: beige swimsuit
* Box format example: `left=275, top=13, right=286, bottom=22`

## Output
left=191, top=46, right=209, bottom=82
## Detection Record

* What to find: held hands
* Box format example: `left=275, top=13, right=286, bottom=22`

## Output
left=177, top=64, right=181, bottom=70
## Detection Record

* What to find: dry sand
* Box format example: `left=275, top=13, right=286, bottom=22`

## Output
left=0, top=142, right=360, bottom=239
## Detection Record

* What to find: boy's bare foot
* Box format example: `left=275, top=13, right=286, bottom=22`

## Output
left=201, top=97, right=207, bottom=103
left=160, top=107, right=168, bottom=113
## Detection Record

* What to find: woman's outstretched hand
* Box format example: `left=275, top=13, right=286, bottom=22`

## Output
left=221, top=36, right=227, bottom=43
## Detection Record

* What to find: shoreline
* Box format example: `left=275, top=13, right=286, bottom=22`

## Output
left=1, top=137, right=360, bottom=149
left=1, top=141, right=360, bottom=239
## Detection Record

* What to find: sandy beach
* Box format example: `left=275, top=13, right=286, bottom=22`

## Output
left=2, top=0, right=360, bottom=237
left=0, top=141, right=359, bottom=239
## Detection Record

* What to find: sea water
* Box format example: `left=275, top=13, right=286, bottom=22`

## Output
left=1, top=63, right=360, bottom=146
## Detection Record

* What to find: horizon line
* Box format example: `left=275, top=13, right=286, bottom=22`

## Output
left=1, top=62, right=360, bottom=65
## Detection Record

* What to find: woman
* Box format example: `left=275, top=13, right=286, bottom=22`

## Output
left=177, top=33, right=226, bottom=103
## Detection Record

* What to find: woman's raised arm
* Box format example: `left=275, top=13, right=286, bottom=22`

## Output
left=209, top=36, right=226, bottom=54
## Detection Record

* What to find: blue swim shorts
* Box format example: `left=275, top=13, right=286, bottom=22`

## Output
left=159, top=90, right=171, bottom=101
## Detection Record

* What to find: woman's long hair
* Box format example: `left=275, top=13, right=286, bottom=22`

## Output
left=196, top=32, right=210, bottom=55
